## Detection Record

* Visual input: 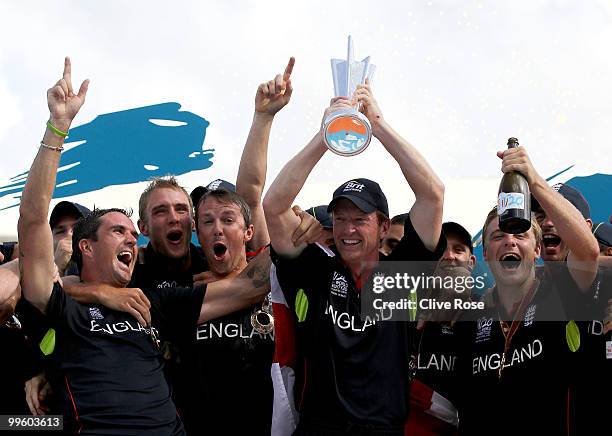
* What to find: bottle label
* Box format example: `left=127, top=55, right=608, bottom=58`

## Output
left=606, top=341, right=612, bottom=360
left=498, top=192, right=525, bottom=215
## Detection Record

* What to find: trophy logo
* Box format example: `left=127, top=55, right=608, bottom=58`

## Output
left=323, top=36, right=376, bottom=156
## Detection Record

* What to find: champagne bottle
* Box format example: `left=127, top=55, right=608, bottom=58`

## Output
left=498, top=137, right=531, bottom=234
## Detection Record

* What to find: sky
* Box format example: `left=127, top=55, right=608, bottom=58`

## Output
left=1, top=0, right=611, bottom=240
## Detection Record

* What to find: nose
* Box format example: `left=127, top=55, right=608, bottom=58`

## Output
left=126, top=231, right=137, bottom=247
left=502, top=234, right=518, bottom=247
left=212, top=219, right=224, bottom=236
left=442, top=246, right=455, bottom=261
left=168, top=207, right=180, bottom=223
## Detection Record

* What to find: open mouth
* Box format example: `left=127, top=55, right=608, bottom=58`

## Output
left=542, top=234, right=561, bottom=248
left=167, top=230, right=183, bottom=243
left=499, top=253, right=521, bottom=270
left=342, top=239, right=361, bottom=246
left=117, top=250, right=133, bottom=268
left=213, top=242, right=227, bottom=260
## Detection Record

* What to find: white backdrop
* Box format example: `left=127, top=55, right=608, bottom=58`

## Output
left=1, top=0, right=611, bottom=241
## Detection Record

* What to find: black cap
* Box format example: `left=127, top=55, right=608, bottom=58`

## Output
left=593, top=222, right=612, bottom=247
left=442, top=221, right=473, bottom=253
left=190, top=179, right=237, bottom=208
left=328, top=178, right=389, bottom=217
left=305, top=205, right=333, bottom=229
left=532, top=183, right=590, bottom=220
left=49, top=201, right=91, bottom=229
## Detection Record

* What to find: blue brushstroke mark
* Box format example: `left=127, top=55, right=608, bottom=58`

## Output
left=0, top=103, right=212, bottom=209
left=137, top=231, right=200, bottom=248
left=471, top=169, right=612, bottom=296
left=563, top=173, right=612, bottom=224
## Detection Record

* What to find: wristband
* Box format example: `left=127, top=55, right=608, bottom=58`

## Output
left=46, top=120, right=69, bottom=138
left=40, top=141, right=64, bottom=152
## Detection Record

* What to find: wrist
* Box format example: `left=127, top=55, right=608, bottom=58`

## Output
left=253, top=111, right=275, bottom=122
left=47, top=117, right=72, bottom=134
left=529, top=174, right=548, bottom=195
left=371, top=117, right=389, bottom=138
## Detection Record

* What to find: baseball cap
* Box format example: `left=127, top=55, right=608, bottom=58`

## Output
left=49, top=201, right=91, bottom=229
left=532, top=183, right=590, bottom=220
left=305, top=205, right=333, bottom=229
left=442, top=222, right=473, bottom=253
left=327, top=178, right=389, bottom=217
left=592, top=222, right=612, bottom=247
left=190, top=179, right=237, bottom=208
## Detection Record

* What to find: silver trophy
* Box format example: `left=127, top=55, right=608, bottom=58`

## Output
left=323, top=36, right=376, bottom=156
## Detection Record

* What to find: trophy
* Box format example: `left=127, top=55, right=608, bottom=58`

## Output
left=323, top=36, right=376, bottom=156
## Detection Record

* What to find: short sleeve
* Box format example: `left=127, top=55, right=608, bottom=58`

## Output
left=388, top=213, right=446, bottom=262
left=270, top=243, right=331, bottom=314
left=45, top=282, right=71, bottom=325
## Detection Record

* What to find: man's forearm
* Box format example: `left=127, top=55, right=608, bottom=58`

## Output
left=263, top=132, right=327, bottom=215
left=199, top=249, right=272, bottom=322
left=237, top=113, right=274, bottom=205
left=531, top=177, right=599, bottom=262
left=374, top=120, right=444, bottom=205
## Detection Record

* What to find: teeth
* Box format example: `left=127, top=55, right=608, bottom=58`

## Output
left=342, top=239, right=360, bottom=245
left=117, top=251, right=133, bottom=265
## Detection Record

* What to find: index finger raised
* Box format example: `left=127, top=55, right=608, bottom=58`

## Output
left=283, top=57, right=295, bottom=81
left=63, top=57, right=73, bottom=94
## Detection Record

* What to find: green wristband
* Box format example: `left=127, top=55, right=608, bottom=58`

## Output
left=46, top=120, right=69, bottom=138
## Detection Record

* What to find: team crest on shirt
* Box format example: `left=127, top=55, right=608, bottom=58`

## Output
left=524, top=304, right=536, bottom=326
left=440, top=324, right=454, bottom=335
left=89, top=307, right=104, bottom=320
left=475, top=317, right=493, bottom=343
left=330, top=272, right=348, bottom=298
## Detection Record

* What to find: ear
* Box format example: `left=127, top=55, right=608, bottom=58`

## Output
left=137, top=219, right=149, bottom=237
left=586, top=219, right=593, bottom=229
left=244, top=224, right=254, bottom=243
left=469, top=254, right=477, bottom=268
left=534, top=240, right=541, bottom=258
left=78, top=239, right=94, bottom=261
left=190, top=216, right=195, bottom=232
left=379, top=219, right=391, bottom=239
left=605, top=246, right=612, bottom=257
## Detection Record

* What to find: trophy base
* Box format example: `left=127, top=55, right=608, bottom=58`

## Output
left=322, top=109, right=372, bottom=157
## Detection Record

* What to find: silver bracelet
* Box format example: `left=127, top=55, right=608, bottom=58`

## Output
left=40, top=141, right=64, bottom=152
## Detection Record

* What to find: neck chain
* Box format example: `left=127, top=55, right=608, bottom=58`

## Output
left=496, top=279, right=539, bottom=379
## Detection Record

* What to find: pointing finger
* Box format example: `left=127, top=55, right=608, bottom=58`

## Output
left=283, top=57, right=295, bottom=81
left=63, top=57, right=73, bottom=95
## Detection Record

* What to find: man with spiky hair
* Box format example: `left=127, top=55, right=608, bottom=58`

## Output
left=454, top=146, right=599, bottom=435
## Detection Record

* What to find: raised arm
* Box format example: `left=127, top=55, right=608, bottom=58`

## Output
left=498, top=147, right=599, bottom=290
left=263, top=98, right=352, bottom=257
left=236, top=58, right=295, bottom=250
left=353, top=81, right=445, bottom=251
left=198, top=247, right=271, bottom=322
left=18, top=57, right=89, bottom=313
